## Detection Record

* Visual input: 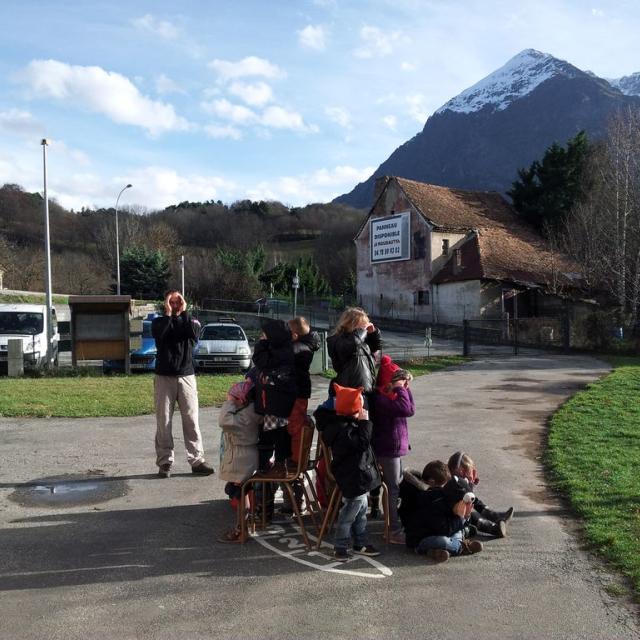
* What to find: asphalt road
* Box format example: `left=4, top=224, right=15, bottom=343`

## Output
left=1, top=354, right=639, bottom=639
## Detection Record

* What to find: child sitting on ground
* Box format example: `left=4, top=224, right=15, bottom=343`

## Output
left=447, top=451, right=514, bottom=538
left=217, top=378, right=261, bottom=543
left=398, top=460, right=483, bottom=562
left=314, top=384, right=382, bottom=562
left=371, top=355, right=415, bottom=544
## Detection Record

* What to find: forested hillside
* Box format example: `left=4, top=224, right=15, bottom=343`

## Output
left=0, top=183, right=365, bottom=302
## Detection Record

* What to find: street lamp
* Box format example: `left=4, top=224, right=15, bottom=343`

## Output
left=292, top=269, right=300, bottom=318
left=41, top=139, right=53, bottom=367
left=115, top=183, right=132, bottom=295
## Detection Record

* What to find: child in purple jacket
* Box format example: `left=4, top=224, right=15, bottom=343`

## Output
left=372, top=355, right=415, bottom=544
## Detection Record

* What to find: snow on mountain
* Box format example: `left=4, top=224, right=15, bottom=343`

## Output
left=436, top=49, right=580, bottom=115
left=608, top=72, right=640, bottom=97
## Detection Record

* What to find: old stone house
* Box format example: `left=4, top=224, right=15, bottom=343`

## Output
left=355, top=176, right=583, bottom=324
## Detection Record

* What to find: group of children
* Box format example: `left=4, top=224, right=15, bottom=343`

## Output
left=217, top=307, right=514, bottom=563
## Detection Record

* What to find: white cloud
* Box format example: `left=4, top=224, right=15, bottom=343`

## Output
left=132, top=14, right=180, bottom=40
left=203, top=99, right=315, bottom=133
left=202, top=98, right=258, bottom=125
left=204, top=124, right=243, bottom=140
left=298, top=25, right=327, bottom=51
left=0, top=108, right=42, bottom=135
left=247, top=165, right=374, bottom=205
left=406, top=94, right=429, bottom=123
left=354, top=25, right=403, bottom=59
left=325, top=106, right=352, bottom=128
left=208, top=56, right=284, bottom=82
left=382, top=115, right=397, bottom=130
left=591, top=8, right=605, bottom=17
left=17, top=59, right=191, bottom=136
left=400, top=61, right=416, bottom=72
left=262, top=105, right=315, bottom=132
left=155, top=74, right=185, bottom=95
left=228, top=80, right=273, bottom=106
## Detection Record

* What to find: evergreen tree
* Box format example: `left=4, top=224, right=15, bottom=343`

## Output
left=114, top=246, right=170, bottom=299
left=508, top=131, right=590, bottom=233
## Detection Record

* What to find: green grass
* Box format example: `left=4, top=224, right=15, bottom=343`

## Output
left=0, top=373, right=243, bottom=418
left=319, top=355, right=467, bottom=380
left=547, top=356, right=640, bottom=599
left=0, top=292, right=69, bottom=305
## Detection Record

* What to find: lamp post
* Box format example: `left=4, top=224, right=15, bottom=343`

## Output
left=115, top=183, right=132, bottom=295
left=292, top=269, right=300, bottom=318
left=41, top=139, right=53, bottom=367
left=179, top=255, right=185, bottom=296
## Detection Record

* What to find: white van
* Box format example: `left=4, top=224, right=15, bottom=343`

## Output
left=0, top=303, right=60, bottom=371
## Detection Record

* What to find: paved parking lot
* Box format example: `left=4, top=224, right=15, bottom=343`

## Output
left=1, top=354, right=639, bottom=639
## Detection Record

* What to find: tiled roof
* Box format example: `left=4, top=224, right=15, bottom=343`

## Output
left=432, top=226, right=581, bottom=288
left=396, top=177, right=517, bottom=230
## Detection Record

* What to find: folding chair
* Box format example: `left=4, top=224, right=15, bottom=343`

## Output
left=239, top=416, right=317, bottom=548
left=314, top=435, right=390, bottom=550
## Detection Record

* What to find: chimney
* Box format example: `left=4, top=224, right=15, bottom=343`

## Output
left=374, top=176, right=391, bottom=202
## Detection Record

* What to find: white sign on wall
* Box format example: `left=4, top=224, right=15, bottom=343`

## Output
left=370, top=211, right=410, bottom=263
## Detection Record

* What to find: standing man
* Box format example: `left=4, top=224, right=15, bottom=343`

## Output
left=152, top=290, right=214, bottom=478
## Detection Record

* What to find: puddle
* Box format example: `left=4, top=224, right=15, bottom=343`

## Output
left=8, top=471, right=129, bottom=507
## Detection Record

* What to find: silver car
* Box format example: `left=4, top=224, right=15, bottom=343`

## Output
left=194, top=321, right=252, bottom=372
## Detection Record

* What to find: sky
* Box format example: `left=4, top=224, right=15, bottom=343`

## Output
left=0, top=0, right=639, bottom=212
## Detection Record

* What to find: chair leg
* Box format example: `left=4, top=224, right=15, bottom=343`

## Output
left=301, top=472, right=321, bottom=532
left=316, top=487, right=341, bottom=550
left=380, top=482, right=391, bottom=543
left=284, top=482, right=311, bottom=549
left=239, top=481, right=251, bottom=543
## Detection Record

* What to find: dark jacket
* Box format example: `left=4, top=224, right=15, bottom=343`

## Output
left=398, top=470, right=465, bottom=548
left=152, top=312, right=199, bottom=376
left=371, top=387, right=415, bottom=457
left=252, top=319, right=296, bottom=417
left=314, top=406, right=382, bottom=499
left=292, top=331, right=321, bottom=399
left=327, top=328, right=381, bottom=393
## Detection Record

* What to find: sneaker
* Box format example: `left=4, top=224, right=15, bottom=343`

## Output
left=352, top=544, right=381, bottom=557
left=460, top=539, right=483, bottom=555
left=426, top=548, right=450, bottom=563
left=334, top=548, right=351, bottom=562
left=192, top=462, right=215, bottom=476
left=388, top=531, right=406, bottom=545
left=158, top=464, right=171, bottom=478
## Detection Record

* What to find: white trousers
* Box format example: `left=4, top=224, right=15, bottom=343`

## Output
left=154, top=374, right=204, bottom=467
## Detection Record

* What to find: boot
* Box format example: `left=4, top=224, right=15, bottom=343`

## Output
left=464, top=524, right=478, bottom=538
left=476, top=517, right=506, bottom=538
left=459, top=539, right=483, bottom=555
left=482, top=506, right=514, bottom=523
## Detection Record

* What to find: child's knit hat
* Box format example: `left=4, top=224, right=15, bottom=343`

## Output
left=228, top=378, right=253, bottom=404
left=334, top=383, right=364, bottom=416
left=377, top=355, right=400, bottom=389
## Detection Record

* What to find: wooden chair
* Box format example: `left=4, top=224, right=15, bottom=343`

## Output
left=314, top=436, right=390, bottom=550
left=239, top=416, right=317, bottom=548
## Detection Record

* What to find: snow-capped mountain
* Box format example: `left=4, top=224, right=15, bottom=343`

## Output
left=608, top=73, right=640, bottom=97
left=335, top=49, right=640, bottom=209
left=436, top=49, right=581, bottom=114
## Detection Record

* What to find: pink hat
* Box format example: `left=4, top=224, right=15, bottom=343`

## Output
left=228, top=378, right=253, bottom=404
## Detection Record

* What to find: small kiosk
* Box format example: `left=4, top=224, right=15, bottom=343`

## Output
left=69, top=295, right=132, bottom=373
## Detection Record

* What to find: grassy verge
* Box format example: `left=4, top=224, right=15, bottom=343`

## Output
left=547, top=356, right=640, bottom=598
left=0, top=373, right=243, bottom=418
left=0, top=292, right=69, bottom=305
left=319, top=355, right=467, bottom=380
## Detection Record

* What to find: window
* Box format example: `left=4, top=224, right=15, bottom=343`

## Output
left=415, top=290, right=430, bottom=306
left=442, top=239, right=449, bottom=255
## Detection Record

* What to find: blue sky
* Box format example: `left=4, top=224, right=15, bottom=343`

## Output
left=0, top=0, right=638, bottom=211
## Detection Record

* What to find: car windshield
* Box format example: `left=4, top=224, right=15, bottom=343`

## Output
left=201, top=326, right=245, bottom=341
left=0, top=312, right=44, bottom=335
